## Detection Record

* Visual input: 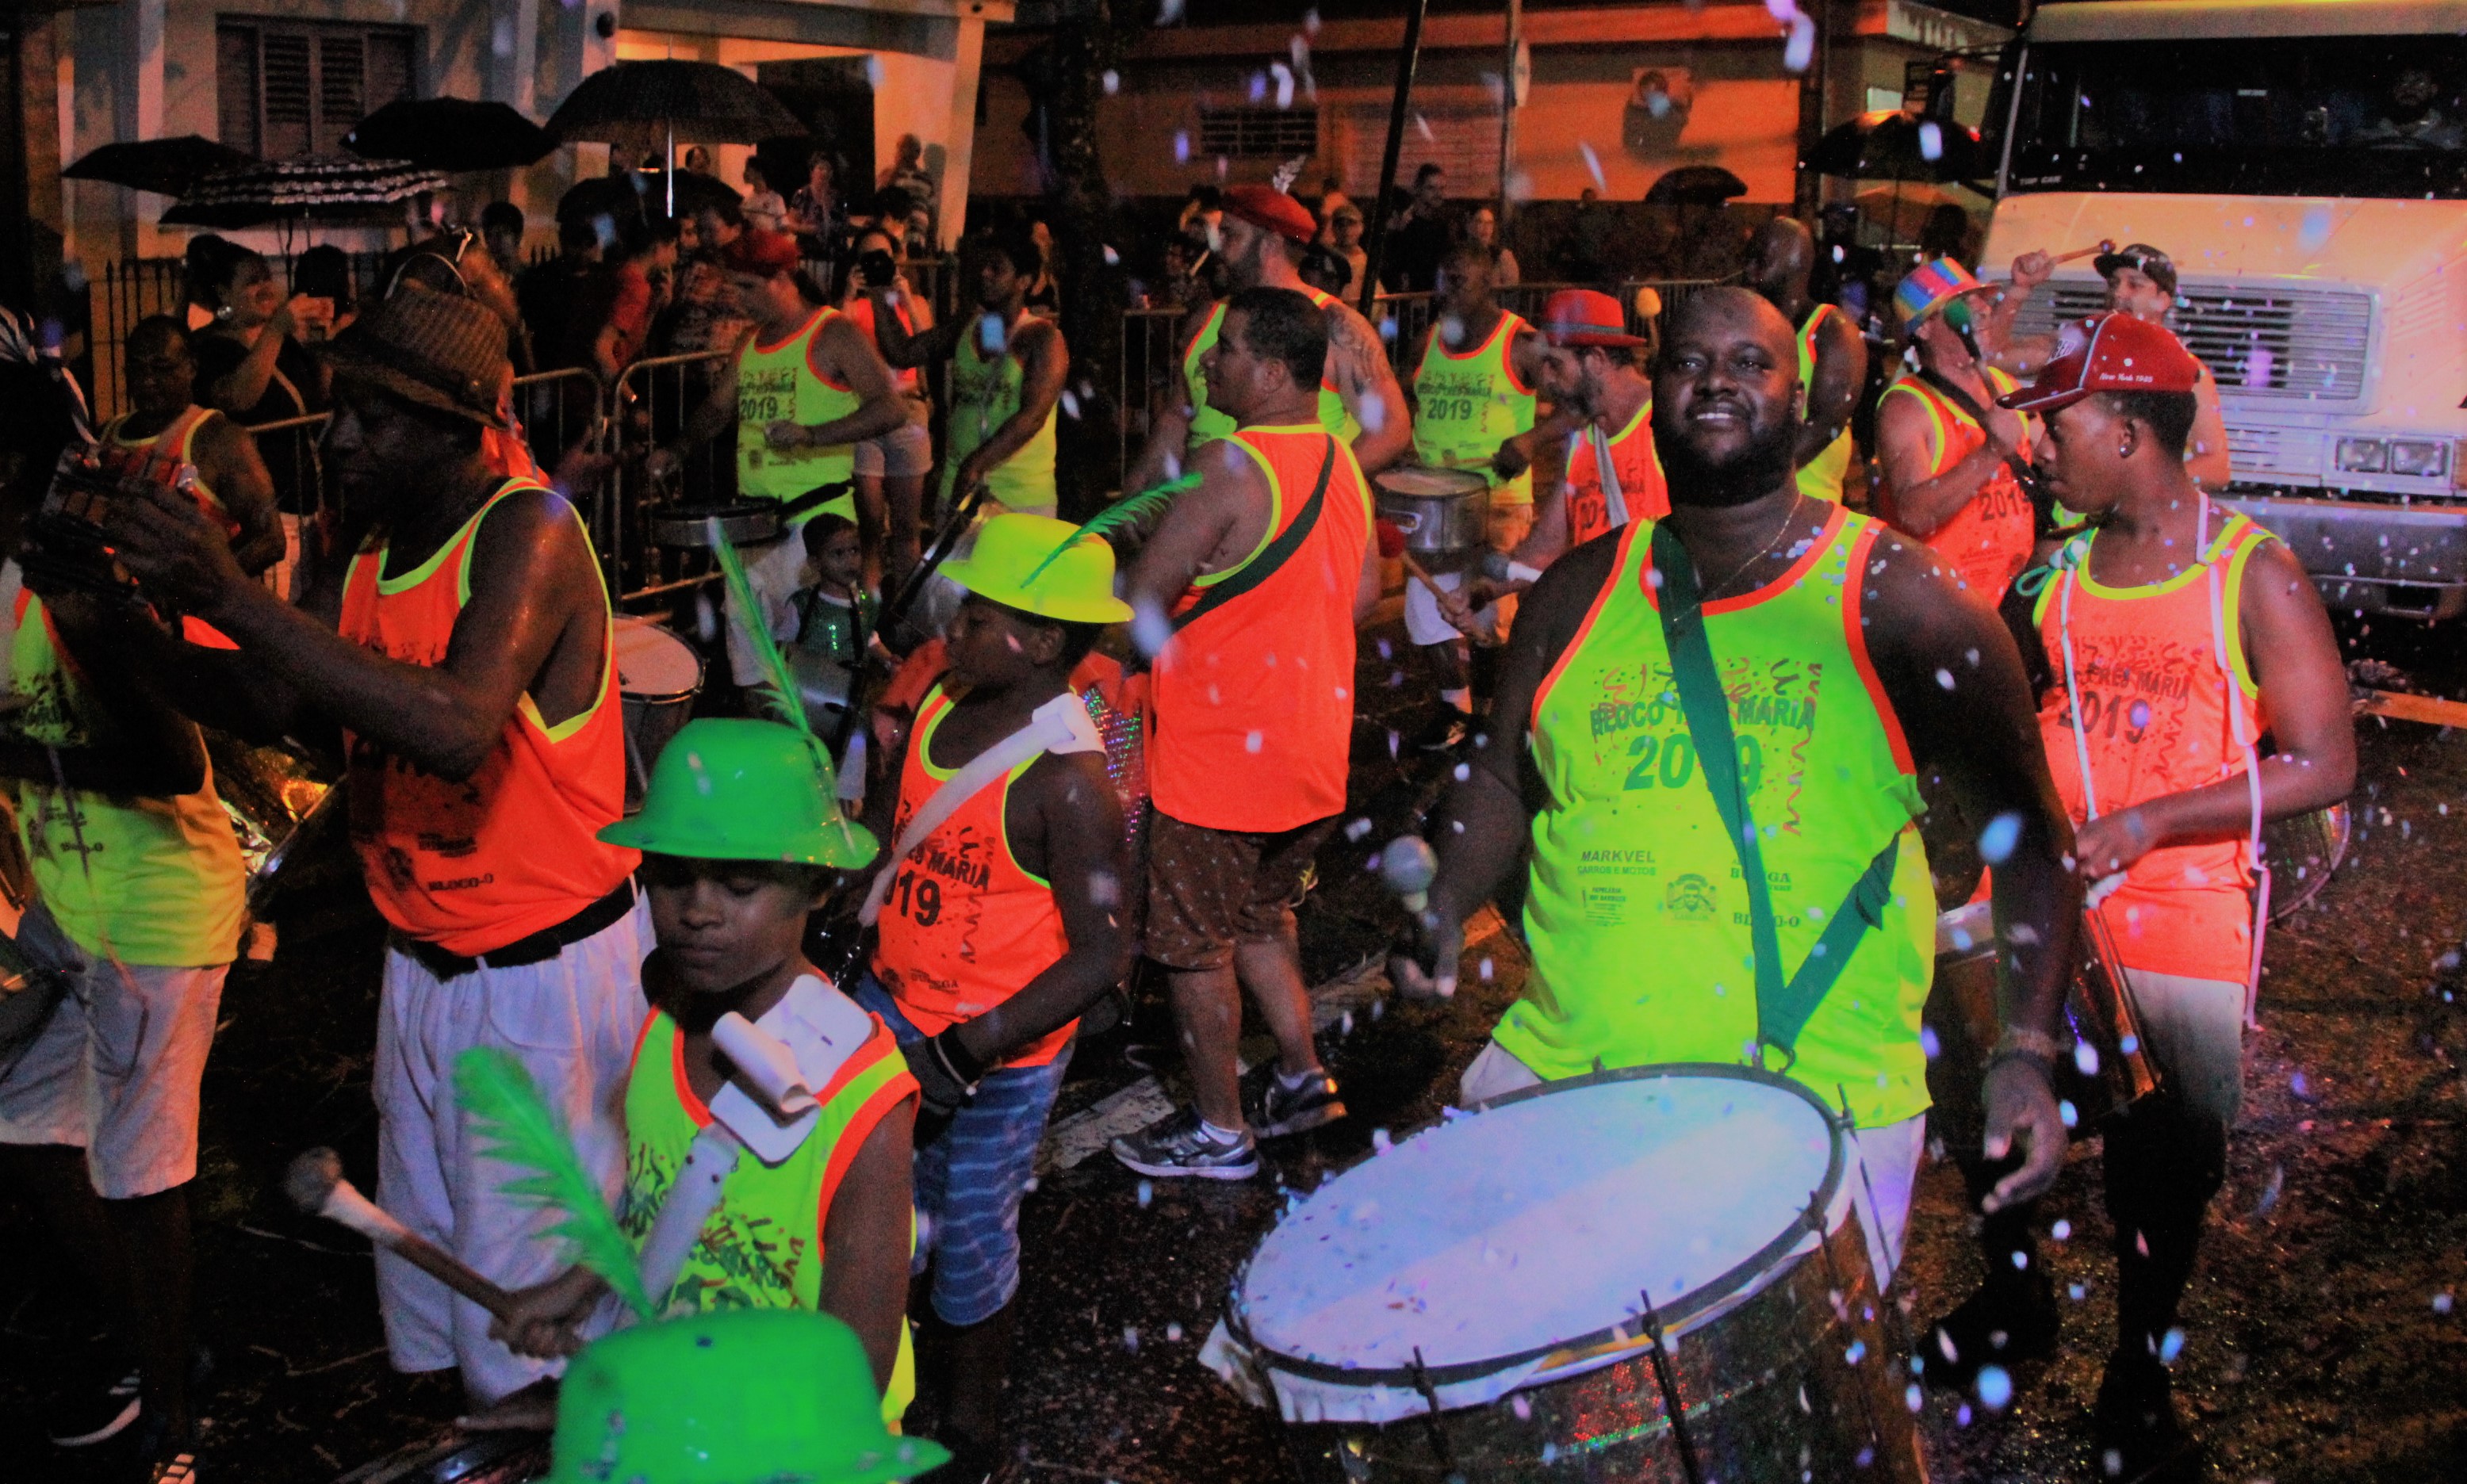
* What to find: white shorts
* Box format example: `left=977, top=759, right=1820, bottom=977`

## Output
left=723, top=530, right=813, bottom=687
left=372, top=893, right=650, bottom=1405
left=852, top=418, right=933, bottom=480
left=0, top=903, right=230, bottom=1199
left=1455, top=1036, right=1927, bottom=1291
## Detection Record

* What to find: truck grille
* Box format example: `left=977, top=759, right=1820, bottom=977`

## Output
left=2014, top=282, right=2373, bottom=404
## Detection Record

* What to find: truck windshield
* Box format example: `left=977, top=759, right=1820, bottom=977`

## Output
left=2008, top=36, right=2467, bottom=198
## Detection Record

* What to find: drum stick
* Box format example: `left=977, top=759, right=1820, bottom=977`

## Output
left=1373, top=519, right=1446, bottom=595
left=2356, top=688, right=2467, bottom=729
left=285, top=1149, right=519, bottom=1322
left=2047, top=238, right=2118, bottom=267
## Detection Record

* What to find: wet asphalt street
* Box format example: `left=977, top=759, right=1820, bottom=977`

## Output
left=4, top=610, right=2467, bottom=1482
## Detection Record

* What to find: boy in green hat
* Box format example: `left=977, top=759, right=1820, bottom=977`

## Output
left=855, top=512, right=1133, bottom=1477
left=546, top=1309, right=948, bottom=1484
left=491, top=719, right=922, bottom=1425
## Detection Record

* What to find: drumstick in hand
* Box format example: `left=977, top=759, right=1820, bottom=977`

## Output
left=285, top=1148, right=519, bottom=1322
left=1374, top=518, right=1442, bottom=591
left=2048, top=239, right=2119, bottom=267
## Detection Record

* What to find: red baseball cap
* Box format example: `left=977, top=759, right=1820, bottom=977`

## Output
left=1222, top=184, right=1319, bottom=245
left=1997, top=312, right=2203, bottom=416
left=719, top=228, right=802, bottom=277
left=1537, top=289, right=1647, bottom=348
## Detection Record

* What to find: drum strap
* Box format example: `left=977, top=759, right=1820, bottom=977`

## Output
left=1649, top=523, right=1900, bottom=1062
left=1172, top=440, right=1336, bottom=633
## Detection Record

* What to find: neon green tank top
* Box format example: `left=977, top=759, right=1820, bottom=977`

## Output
left=8, top=595, right=246, bottom=965
left=621, top=1004, right=917, bottom=1422
left=1499, top=506, right=1936, bottom=1128
left=1182, top=289, right=1362, bottom=449
left=1412, top=309, right=1536, bottom=506
left=941, top=312, right=1059, bottom=517
left=1795, top=304, right=1856, bottom=503
left=737, top=308, right=861, bottom=524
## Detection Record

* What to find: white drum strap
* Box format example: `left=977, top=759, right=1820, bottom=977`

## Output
left=2199, top=493, right=2270, bottom=1024
left=1590, top=423, right=1630, bottom=532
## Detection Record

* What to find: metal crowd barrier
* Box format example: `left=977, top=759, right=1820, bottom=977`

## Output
left=609, top=350, right=734, bottom=610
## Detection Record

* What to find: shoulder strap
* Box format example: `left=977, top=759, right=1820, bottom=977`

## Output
left=1648, top=522, right=1900, bottom=1061
left=858, top=692, right=1102, bottom=927
left=1915, top=366, right=2039, bottom=488
left=1173, top=436, right=1337, bottom=633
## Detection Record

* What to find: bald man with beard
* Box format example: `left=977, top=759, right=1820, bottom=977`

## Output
left=1745, top=216, right=1868, bottom=503
left=1392, top=289, right=2081, bottom=1340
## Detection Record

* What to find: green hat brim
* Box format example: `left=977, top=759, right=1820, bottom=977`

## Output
left=597, top=813, right=880, bottom=870
left=938, top=554, right=1135, bottom=624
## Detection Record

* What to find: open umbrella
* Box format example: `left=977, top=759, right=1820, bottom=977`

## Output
left=344, top=98, right=555, bottom=173
left=546, top=60, right=803, bottom=216
left=1804, top=109, right=1982, bottom=182
left=1643, top=165, right=1748, bottom=207
left=66, top=136, right=255, bottom=199
left=163, top=155, right=450, bottom=230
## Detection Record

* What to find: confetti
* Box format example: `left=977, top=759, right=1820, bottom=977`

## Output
left=1977, top=1365, right=2013, bottom=1410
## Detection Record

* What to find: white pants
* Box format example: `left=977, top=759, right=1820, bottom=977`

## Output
left=2123, top=967, right=2247, bottom=1130
left=725, top=532, right=814, bottom=687
left=1457, top=1037, right=1927, bottom=1292
left=372, top=895, right=650, bottom=1404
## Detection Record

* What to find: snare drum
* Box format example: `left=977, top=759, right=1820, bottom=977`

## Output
left=615, top=618, right=706, bottom=813
left=1207, top=1065, right=1920, bottom=1482
left=1374, top=467, right=1491, bottom=558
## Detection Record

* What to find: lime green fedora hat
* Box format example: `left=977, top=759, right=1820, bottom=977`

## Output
left=599, top=717, right=877, bottom=869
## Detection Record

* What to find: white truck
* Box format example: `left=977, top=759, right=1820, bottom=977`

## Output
left=1979, top=0, right=2467, bottom=618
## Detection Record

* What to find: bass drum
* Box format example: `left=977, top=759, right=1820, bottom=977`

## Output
left=1208, top=1065, right=1920, bottom=1482
left=615, top=617, right=707, bottom=813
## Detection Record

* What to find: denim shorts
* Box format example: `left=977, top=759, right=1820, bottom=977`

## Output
left=854, top=972, right=1071, bottom=1326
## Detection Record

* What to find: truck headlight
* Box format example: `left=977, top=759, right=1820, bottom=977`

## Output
left=2390, top=439, right=2450, bottom=478
left=2335, top=437, right=2388, bottom=474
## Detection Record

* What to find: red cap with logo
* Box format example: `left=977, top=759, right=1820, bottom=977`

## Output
left=1222, top=184, right=1320, bottom=244
left=1997, top=312, right=2204, bottom=416
left=719, top=228, right=803, bottom=276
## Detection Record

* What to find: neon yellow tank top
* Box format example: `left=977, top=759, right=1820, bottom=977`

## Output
left=941, top=312, right=1059, bottom=517
left=621, top=1005, right=918, bottom=1422
left=7, top=594, right=247, bottom=965
left=1412, top=310, right=1536, bottom=506
left=736, top=308, right=861, bottom=523
left=1182, top=290, right=1361, bottom=449
left=1500, top=506, right=1936, bottom=1128
left=1795, top=304, right=1856, bottom=503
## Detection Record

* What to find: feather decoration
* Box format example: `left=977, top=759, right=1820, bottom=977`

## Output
left=1021, top=472, right=1202, bottom=586
left=1271, top=155, right=1309, bottom=196
left=454, top=1047, right=656, bottom=1319
left=709, top=525, right=810, bottom=741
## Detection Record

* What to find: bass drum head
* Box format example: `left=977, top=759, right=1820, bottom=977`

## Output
left=1373, top=466, right=1490, bottom=498
left=614, top=617, right=705, bottom=702
left=1235, top=1064, right=1841, bottom=1387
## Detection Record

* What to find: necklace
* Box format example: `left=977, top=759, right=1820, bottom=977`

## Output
left=1695, top=495, right=1805, bottom=605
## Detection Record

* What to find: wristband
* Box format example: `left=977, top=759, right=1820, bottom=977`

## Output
left=1505, top=560, right=1544, bottom=585
left=1992, top=1027, right=2063, bottom=1063
left=1987, top=1047, right=2057, bottom=1083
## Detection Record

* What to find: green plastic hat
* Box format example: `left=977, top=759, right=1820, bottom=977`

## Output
left=599, top=717, right=878, bottom=869
left=546, top=1310, right=949, bottom=1484
left=937, top=513, right=1135, bottom=624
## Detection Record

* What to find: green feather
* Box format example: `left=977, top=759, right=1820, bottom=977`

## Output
left=454, top=1047, right=656, bottom=1318
left=710, top=526, right=810, bottom=741
left=1021, top=472, right=1201, bottom=585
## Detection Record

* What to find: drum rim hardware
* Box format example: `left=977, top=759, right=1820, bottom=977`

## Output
left=1223, top=1061, right=1848, bottom=1390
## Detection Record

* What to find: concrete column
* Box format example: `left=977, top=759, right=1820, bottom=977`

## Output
left=937, top=13, right=985, bottom=250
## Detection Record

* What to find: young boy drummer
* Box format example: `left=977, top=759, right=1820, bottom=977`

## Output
left=856, top=513, right=1133, bottom=1478
left=492, top=718, right=921, bottom=1422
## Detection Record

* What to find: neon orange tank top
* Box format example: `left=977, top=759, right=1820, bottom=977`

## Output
left=1151, top=424, right=1372, bottom=832
left=1880, top=370, right=2034, bottom=604
left=2032, top=514, right=2273, bottom=981
left=338, top=480, right=638, bottom=954
left=840, top=296, right=921, bottom=396
left=1563, top=398, right=1668, bottom=547
left=871, top=684, right=1075, bottom=1068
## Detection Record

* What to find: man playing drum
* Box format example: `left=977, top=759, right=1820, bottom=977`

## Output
left=1922, top=315, right=2353, bottom=1480
left=1123, top=185, right=1410, bottom=493
left=98, top=285, right=650, bottom=1409
left=1393, top=287, right=2080, bottom=1304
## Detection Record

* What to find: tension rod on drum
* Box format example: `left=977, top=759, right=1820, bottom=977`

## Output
left=1407, top=1347, right=1459, bottom=1474
left=1805, top=1191, right=1890, bottom=1467
left=1635, top=1287, right=1706, bottom=1484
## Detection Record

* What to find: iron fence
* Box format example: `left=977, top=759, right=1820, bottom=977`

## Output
left=88, top=252, right=395, bottom=424
left=610, top=350, right=735, bottom=609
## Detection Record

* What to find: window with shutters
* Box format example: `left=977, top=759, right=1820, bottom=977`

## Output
left=216, top=18, right=416, bottom=158
left=1197, top=106, right=1319, bottom=161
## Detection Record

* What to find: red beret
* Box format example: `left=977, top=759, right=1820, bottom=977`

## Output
left=720, top=228, right=802, bottom=276
left=1223, top=185, right=1319, bottom=245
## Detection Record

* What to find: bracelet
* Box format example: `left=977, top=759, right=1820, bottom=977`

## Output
left=1987, top=1047, right=2057, bottom=1082
left=1993, top=1027, right=2063, bottom=1063
left=929, top=1026, right=987, bottom=1089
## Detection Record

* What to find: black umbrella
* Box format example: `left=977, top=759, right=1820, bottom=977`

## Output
left=344, top=97, right=555, bottom=172
left=1643, top=165, right=1748, bottom=207
left=546, top=60, right=803, bottom=216
left=163, top=155, right=450, bottom=230
left=640, top=170, right=741, bottom=216
left=1804, top=109, right=1982, bottom=182
left=66, top=136, right=255, bottom=198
